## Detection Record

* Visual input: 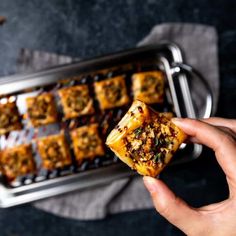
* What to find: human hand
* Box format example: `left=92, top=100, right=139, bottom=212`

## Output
left=143, top=117, right=236, bottom=236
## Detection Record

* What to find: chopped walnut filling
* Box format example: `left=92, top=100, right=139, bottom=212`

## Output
left=141, top=75, right=163, bottom=94
left=28, top=98, right=50, bottom=120
left=37, top=133, right=71, bottom=169
left=132, top=72, right=164, bottom=105
left=27, top=94, right=57, bottom=127
left=3, top=152, right=29, bottom=172
left=71, top=124, right=104, bottom=162
left=0, top=103, right=21, bottom=132
left=65, top=90, right=89, bottom=112
left=44, top=142, right=66, bottom=165
left=103, top=82, right=122, bottom=103
left=77, top=131, right=98, bottom=152
left=0, top=144, right=35, bottom=180
left=0, top=113, right=16, bottom=128
left=123, top=118, right=176, bottom=167
left=94, top=76, right=129, bottom=110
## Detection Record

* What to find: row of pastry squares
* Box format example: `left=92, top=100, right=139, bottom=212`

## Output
left=0, top=123, right=104, bottom=181
left=0, top=71, right=164, bottom=135
left=29, top=71, right=164, bottom=124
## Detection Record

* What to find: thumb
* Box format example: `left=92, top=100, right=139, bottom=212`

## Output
left=143, top=176, right=204, bottom=234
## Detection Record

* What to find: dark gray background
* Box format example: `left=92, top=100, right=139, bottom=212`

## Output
left=0, top=0, right=235, bottom=235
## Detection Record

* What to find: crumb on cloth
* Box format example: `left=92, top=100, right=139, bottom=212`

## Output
left=0, top=16, right=6, bottom=25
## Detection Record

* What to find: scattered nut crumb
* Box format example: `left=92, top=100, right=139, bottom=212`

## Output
left=0, top=16, right=6, bottom=25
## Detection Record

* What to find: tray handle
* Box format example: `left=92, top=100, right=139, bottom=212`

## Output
left=170, top=63, right=213, bottom=118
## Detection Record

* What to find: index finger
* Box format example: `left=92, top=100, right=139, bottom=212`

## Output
left=172, top=118, right=236, bottom=181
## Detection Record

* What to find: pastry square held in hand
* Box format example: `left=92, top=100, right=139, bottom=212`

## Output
left=58, top=85, right=94, bottom=119
left=0, top=101, right=22, bottom=135
left=0, top=144, right=36, bottom=181
left=106, top=100, right=186, bottom=177
left=37, top=133, right=72, bottom=170
left=26, top=93, right=58, bottom=127
left=70, top=124, right=105, bottom=164
left=94, top=76, right=130, bottom=110
left=132, top=71, right=165, bottom=104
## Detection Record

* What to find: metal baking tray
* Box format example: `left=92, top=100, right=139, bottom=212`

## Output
left=0, top=42, right=212, bottom=207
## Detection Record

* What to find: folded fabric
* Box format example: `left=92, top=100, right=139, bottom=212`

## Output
left=138, top=23, right=219, bottom=115
left=15, top=23, right=219, bottom=220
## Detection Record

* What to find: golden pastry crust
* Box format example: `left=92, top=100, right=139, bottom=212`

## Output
left=0, top=101, right=22, bottom=135
left=37, top=133, right=71, bottom=170
left=94, top=76, right=130, bottom=110
left=160, top=112, right=174, bottom=119
left=132, top=71, right=164, bottom=104
left=106, top=100, right=186, bottom=177
left=70, top=124, right=105, bottom=164
left=58, top=85, right=94, bottom=119
left=26, top=93, right=58, bottom=127
left=0, top=144, right=36, bottom=181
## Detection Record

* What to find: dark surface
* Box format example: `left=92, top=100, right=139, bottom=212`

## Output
left=0, top=0, right=235, bottom=235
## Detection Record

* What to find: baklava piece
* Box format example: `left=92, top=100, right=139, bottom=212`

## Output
left=160, top=112, right=174, bottom=119
left=132, top=71, right=165, bottom=104
left=26, top=93, right=58, bottom=127
left=37, top=133, right=71, bottom=170
left=58, top=85, right=94, bottom=120
left=0, top=101, right=22, bottom=135
left=0, top=144, right=35, bottom=181
left=106, top=100, right=186, bottom=177
left=70, top=124, right=105, bottom=164
left=94, top=76, right=130, bottom=110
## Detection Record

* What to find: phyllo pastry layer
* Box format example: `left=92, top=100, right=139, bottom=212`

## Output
left=37, top=133, right=71, bottom=170
left=132, top=71, right=164, bottom=104
left=94, top=76, right=130, bottom=110
left=58, top=85, right=94, bottom=119
left=106, top=100, right=186, bottom=177
left=26, top=93, right=58, bottom=127
left=70, top=124, right=105, bottom=164
left=0, top=144, right=36, bottom=181
left=0, top=101, right=22, bottom=135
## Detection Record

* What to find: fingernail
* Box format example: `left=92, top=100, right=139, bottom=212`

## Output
left=171, top=118, right=185, bottom=126
left=143, top=176, right=158, bottom=193
left=171, top=117, right=184, bottom=123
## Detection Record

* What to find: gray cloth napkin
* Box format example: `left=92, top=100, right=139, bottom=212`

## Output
left=138, top=23, right=219, bottom=116
left=16, top=23, right=219, bottom=220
